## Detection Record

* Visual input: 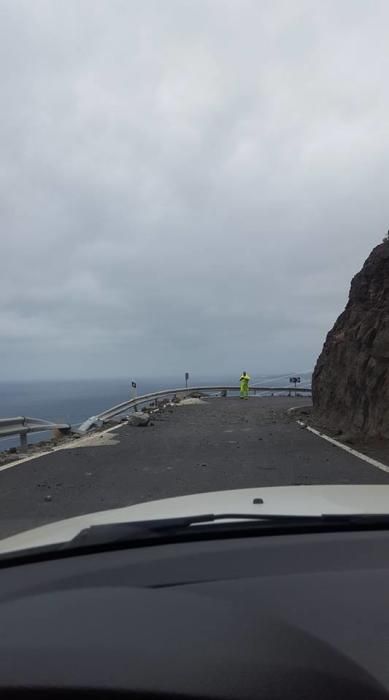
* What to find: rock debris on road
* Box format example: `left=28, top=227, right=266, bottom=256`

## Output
left=0, top=397, right=388, bottom=539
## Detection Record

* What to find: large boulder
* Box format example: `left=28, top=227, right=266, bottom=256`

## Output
left=128, top=412, right=150, bottom=427
left=312, top=240, right=389, bottom=437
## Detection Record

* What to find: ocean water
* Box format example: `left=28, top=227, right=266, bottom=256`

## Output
left=0, top=377, right=181, bottom=449
left=0, top=378, right=173, bottom=426
left=0, top=372, right=311, bottom=449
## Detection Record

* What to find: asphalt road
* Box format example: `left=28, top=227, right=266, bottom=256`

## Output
left=1, top=397, right=389, bottom=538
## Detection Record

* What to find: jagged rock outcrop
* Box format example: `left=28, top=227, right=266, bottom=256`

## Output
left=312, top=241, right=389, bottom=437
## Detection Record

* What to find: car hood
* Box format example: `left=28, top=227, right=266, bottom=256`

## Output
left=1, top=484, right=389, bottom=554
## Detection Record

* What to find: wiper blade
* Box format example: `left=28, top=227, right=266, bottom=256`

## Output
left=66, top=512, right=364, bottom=549
left=2, top=512, right=389, bottom=565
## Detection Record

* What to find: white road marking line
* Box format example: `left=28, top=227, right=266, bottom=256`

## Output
left=0, top=421, right=127, bottom=473
left=297, top=421, right=389, bottom=474
left=287, top=404, right=312, bottom=414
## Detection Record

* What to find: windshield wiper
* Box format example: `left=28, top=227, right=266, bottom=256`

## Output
left=65, top=512, right=389, bottom=549
left=2, top=512, right=389, bottom=565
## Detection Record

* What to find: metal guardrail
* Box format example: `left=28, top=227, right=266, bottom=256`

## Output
left=95, top=385, right=312, bottom=423
left=0, top=417, right=71, bottom=449
left=0, top=386, right=312, bottom=445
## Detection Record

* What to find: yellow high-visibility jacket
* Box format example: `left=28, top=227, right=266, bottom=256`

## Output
left=240, top=374, right=250, bottom=385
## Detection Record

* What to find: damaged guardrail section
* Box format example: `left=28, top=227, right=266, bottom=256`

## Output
left=0, top=417, right=71, bottom=448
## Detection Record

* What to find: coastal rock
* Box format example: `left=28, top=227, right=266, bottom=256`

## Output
left=312, top=240, right=389, bottom=437
left=128, top=412, right=150, bottom=427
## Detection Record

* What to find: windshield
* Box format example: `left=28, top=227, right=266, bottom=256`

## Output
left=1, top=0, right=389, bottom=553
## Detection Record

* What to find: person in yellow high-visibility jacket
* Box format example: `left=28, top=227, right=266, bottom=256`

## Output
left=240, top=371, right=250, bottom=399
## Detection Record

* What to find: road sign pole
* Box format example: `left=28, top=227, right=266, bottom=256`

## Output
left=131, top=381, right=138, bottom=411
left=289, top=376, right=301, bottom=398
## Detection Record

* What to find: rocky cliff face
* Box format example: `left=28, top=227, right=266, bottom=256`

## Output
left=312, top=241, right=389, bottom=437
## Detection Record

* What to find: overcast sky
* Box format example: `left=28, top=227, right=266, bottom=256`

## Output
left=0, top=0, right=388, bottom=380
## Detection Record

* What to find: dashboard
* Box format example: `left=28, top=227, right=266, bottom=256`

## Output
left=0, top=529, right=388, bottom=698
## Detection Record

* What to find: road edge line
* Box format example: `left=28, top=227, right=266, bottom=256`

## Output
left=287, top=404, right=312, bottom=414
left=0, top=421, right=127, bottom=474
left=297, top=420, right=389, bottom=475
left=0, top=405, right=163, bottom=473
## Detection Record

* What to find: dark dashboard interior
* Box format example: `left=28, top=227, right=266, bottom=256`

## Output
left=0, top=529, right=389, bottom=699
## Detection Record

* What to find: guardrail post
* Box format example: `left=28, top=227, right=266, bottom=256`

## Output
left=20, top=432, right=27, bottom=449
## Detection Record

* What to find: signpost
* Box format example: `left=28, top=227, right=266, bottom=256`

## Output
left=289, top=376, right=301, bottom=397
left=131, top=381, right=138, bottom=412
left=185, top=372, right=189, bottom=389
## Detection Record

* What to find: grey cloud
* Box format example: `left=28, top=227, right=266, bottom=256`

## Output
left=0, top=0, right=388, bottom=379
